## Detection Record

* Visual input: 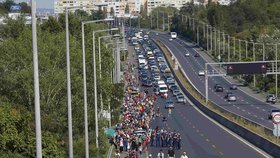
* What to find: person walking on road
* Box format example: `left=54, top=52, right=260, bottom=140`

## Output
left=167, top=147, right=175, bottom=158
left=180, top=152, right=188, bottom=158
left=168, top=108, right=172, bottom=117
left=157, top=149, right=165, bottom=158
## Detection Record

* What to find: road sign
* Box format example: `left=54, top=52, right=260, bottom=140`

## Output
left=10, top=5, right=21, bottom=11
left=272, top=113, right=280, bottom=124
left=226, top=63, right=268, bottom=75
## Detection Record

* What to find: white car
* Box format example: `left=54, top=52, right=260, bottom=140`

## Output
left=198, top=70, right=205, bottom=76
left=169, top=38, right=173, bottom=41
left=185, top=52, right=190, bottom=57
left=227, top=94, right=237, bottom=102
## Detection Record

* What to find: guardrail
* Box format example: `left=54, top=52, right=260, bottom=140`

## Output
left=106, top=145, right=113, bottom=158
left=152, top=38, right=280, bottom=157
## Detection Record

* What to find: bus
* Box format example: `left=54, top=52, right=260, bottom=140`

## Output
left=171, top=32, right=177, bottom=39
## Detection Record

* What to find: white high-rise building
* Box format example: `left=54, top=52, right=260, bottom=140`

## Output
left=54, top=0, right=95, bottom=15
left=147, top=0, right=190, bottom=15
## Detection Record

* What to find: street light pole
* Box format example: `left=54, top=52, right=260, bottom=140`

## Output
left=65, top=7, right=73, bottom=158
left=157, top=11, right=159, bottom=29
left=31, top=0, right=42, bottom=157
left=162, top=12, right=165, bottom=31
left=92, top=28, right=118, bottom=149
left=81, top=19, right=113, bottom=158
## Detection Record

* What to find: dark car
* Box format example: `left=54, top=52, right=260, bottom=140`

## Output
left=266, top=94, right=276, bottom=104
left=142, top=79, right=153, bottom=87
left=268, top=109, right=280, bottom=119
left=170, top=85, right=179, bottom=92
left=224, top=92, right=233, bottom=99
left=194, top=53, right=200, bottom=57
left=214, top=84, right=223, bottom=92
left=165, top=100, right=174, bottom=109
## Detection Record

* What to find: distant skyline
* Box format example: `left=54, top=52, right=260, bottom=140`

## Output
left=0, top=0, right=54, bottom=9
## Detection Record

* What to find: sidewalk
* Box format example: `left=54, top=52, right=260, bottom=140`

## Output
left=182, top=40, right=280, bottom=109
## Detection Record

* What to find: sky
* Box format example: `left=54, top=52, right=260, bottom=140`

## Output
left=1, top=0, right=54, bottom=9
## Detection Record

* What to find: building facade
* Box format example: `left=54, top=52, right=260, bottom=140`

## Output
left=147, top=0, right=190, bottom=15
left=54, top=0, right=95, bottom=15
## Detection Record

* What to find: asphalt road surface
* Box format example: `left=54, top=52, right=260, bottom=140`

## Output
left=129, top=36, right=270, bottom=158
left=152, top=33, right=276, bottom=130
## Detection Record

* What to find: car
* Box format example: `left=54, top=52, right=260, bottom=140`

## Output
left=224, top=92, right=233, bottom=99
left=168, top=82, right=176, bottom=89
left=214, top=84, right=223, bottom=92
left=230, top=84, right=238, bottom=90
left=156, top=33, right=159, bottom=35
left=172, top=89, right=181, bottom=96
left=176, top=94, right=185, bottom=103
left=165, top=100, right=174, bottom=109
left=266, top=94, right=276, bottom=104
left=198, top=70, right=205, bottom=76
left=194, top=53, right=200, bottom=57
left=152, top=73, right=160, bottom=80
left=170, top=85, right=179, bottom=92
left=227, top=94, right=237, bottom=102
left=142, top=79, right=153, bottom=87
left=185, top=51, right=190, bottom=57
left=268, top=109, right=280, bottom=119
left=166, top=78, right=175, bottom=84
left=169, top=38, right=173, bottom=41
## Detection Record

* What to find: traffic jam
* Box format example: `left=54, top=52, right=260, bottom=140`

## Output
left=112, top=30, right=187, bottom=158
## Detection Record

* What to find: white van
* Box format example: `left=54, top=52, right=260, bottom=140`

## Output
left=157, top=80, right=165, bottom=85
left=159, top=84, right=168, bottom=93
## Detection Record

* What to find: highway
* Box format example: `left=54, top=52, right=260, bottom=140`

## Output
left=130, top=37, right=270, bottom=158
left=152, top=33, right=276, bottom=130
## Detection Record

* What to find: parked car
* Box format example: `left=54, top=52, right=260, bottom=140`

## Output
left=268, top=109, right=280, bottom=119
left=176, top=94, right=185, bottom=103
left=170, top=85, right=179, bottom=92
left=165, top=100, right=174, bottom=109
left=266, top=94, right=276, bottom=104
left=172, top=89, right=181, bottom=96
left=185, top=51, right=190, bottom=57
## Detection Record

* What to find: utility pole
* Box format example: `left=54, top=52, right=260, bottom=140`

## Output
left=245, top=41, right=248, bottom=59
left=157, top=11, right=159, bottom=29
left=206, top=25, right=209, bottom=53
left=196, top=25, right=199, bottom=46
left=276, top=44, right=278, bottom=98
left=228, top=35, right=230, bottom=62
left=116, top=42, right=121, bottom=83
left=253, top=42, right=256, bottom=87
left=162, top=12, right=165, bottom=31
left=138, top=16, right=140, bottom=28
left=150, top=14, right=152, bottom=29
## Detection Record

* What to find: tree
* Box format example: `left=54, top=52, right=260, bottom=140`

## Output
left=125, top=3, right=130, bottom=14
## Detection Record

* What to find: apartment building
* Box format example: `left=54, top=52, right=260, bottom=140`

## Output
left=54, top=0, right=95, bottom=15
left=147, top=0, right=190, bottom=15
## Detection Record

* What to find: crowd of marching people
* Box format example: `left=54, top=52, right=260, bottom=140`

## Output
left=112, top=71, right=156, bottom=158
left=150, top=127, right=182, bottom=150
left=110, top=57, right=188, bottom=158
